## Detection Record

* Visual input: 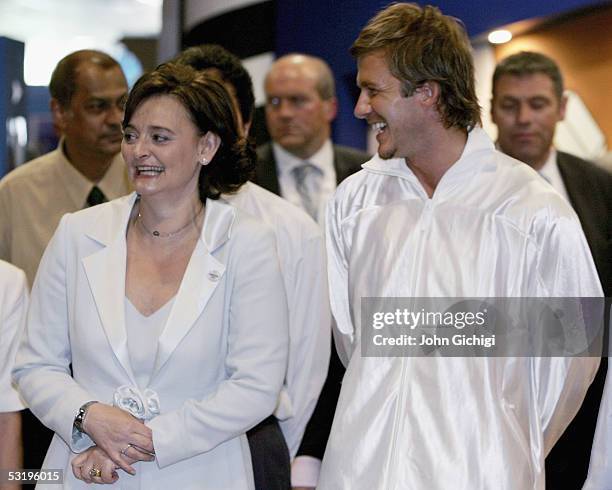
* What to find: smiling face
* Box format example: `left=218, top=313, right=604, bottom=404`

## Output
left=491, top=72, right=566, bottom=170
left=122, top=95, right=219, bottom=201
left=354, top=51, right=425, bottom=160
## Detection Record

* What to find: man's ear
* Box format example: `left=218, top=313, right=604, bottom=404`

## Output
left=416, top=81, right=439, bottom=107
left=323, top=97, right=338, bottom=123
left=490, top=97, right=498, bottom=124
left=558, top=93, right=568, bottom=122
left=198, top=131, right=222, bottom=165
left=50, top=98, right=68, bottom=133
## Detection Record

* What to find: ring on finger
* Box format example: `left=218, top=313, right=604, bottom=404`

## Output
left=121, top=443, right=133, bottom=456
left=89, top=467, right=102, bottom=478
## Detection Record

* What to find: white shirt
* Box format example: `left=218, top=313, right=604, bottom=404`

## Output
left=125, top=297, right=174, bottom=390
left=539, top=148, right=570, bottom=202
left=224, top=182, right=330, bottom=457
left=319, top=127, right=602, bottom=490
left=0, top=261, right=27, bottom=412
left=273, top=140, right=336, bottom=224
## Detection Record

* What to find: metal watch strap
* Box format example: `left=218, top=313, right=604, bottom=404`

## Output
left=74, top=401, right=97, bottom=434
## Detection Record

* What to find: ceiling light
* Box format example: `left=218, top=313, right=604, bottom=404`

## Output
left=488, top=30, right=512, bottom=44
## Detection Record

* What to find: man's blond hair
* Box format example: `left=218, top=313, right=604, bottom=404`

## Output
left=351, top=3, right=481, bottom=130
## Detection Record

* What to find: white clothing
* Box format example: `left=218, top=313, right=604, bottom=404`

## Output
left=0, top=260, right=28, bottom=412
left=13, top=193, right=289, bottom=489
left=319, top=127, right=602, bottom=490
left=539, top=148, right=570, bottom=202
left=125, top=297, right=174, bottom=390
left=273, top=140, right=336, bottom=224
left=583, top=309, right=612, bottom=490
left=224, top=182, right=330, bottom=456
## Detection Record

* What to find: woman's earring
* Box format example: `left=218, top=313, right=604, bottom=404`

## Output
left=200, top=157, right=209, bottom=166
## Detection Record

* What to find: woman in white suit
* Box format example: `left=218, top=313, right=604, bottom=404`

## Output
left=13, top=64, right=289, bottom=489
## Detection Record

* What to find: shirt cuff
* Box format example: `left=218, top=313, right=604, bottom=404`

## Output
left=291, top=455, right=321, bottom=487
left=71, top=427, right=95, bottom=453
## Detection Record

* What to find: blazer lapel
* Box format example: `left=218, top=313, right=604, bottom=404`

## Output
left=82, top=194, right=138, bottom=386
left=152, top=198, right=235, bottom=377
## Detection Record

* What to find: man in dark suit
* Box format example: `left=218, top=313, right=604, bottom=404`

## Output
left=491, top=50, right=612, bottom=489
left=256, top=142, right=367, bottom=206
left=257, top=54, right=368, bottom=489
left=256, top=54, right=368, bottom=224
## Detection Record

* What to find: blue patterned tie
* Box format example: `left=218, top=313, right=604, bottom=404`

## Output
left=292, top=163, right=321, bottom=220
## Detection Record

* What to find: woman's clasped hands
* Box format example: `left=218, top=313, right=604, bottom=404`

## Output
left=71, top=403, right=155, bottom=484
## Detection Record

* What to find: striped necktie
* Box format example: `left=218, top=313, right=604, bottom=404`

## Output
left=292, top=162, right=321, bottom=220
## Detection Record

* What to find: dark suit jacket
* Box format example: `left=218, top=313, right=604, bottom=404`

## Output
left=255, top=142, right=368, bottom=198
left=546, top=151, right=612, bottom=490
left=255, top=141, right=369, bottom=461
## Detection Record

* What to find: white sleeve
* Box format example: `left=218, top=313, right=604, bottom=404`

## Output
left=531, top=215, right=602, bottom=455
left=325, top=190, right=354, bottom=366
left=584, top=310, right=612, bottom=489
left=279, top=230, right=331, bottom=457
left=12, top=215, right=96, bottom=452
left=291, top=454, right=322, bottom=487
left=0, top=263, right=28, bottom=412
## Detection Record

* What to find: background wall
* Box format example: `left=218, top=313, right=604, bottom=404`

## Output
left=4, top=0, right=610, bottom=177
left=154, top=0, right=612, bottom=157
left=494, top=5, right=612, bottom=148
left=272, top=0, right=610, bottom=151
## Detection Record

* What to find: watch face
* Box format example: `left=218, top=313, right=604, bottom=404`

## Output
left=75, top=401, right=97, bottom=433
left=74, top=404, right=89, bottom=432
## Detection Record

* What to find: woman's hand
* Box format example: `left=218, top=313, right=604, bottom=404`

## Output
left=71, top=446, right=119, bottom=485
left=83, top=403, right=155, bottom=475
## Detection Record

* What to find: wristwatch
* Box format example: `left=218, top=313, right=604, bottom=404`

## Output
left=73, top=401, right=97, bottom=434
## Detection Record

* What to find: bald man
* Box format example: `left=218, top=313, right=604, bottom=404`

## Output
left=256, top=54, right=368, bottom=224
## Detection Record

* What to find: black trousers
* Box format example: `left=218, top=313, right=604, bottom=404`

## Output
left=247, top=415, right=290, bottom=490
left=22, top=409, right=54, bottom=469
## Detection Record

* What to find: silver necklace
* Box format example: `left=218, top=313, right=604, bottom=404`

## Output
left=137, top=205, right=204, bottom=238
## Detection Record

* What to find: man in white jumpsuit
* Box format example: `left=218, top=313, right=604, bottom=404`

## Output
left=318, top=3, right=603, bottom=489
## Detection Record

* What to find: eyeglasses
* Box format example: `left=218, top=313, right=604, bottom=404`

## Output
left=265, top=95, right=312, bottom=110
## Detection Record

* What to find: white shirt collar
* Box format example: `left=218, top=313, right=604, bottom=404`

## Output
left=538, top=148, right=558, bottom=183
left=538, top=148, right=570, bottom=202
left=273, top=139, right=334, bottom=178
left=363, top=127, right=495, bottom=180
left=272, top=139, right=336, bottom=225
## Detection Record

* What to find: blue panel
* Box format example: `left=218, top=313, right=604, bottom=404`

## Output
left=0, top=37, right=26, bottom=177
left=25, top=86, right=51, bottom=116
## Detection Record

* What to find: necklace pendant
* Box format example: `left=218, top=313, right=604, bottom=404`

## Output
left=153, top=230, right=160, bottom=237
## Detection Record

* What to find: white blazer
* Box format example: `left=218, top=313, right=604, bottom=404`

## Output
left=14, top=193, right=289, bottom=490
